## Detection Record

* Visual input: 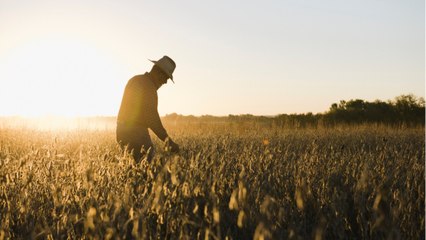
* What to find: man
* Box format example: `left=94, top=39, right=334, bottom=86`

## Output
left=116, top=55, right=179, bottom=163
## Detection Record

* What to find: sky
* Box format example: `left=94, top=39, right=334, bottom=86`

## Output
left=0, top=0, right=424, bottom=117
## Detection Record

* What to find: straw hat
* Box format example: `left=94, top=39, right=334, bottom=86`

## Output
left=149, top=56, right=176, bottom=82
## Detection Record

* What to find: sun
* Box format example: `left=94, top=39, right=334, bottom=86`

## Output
left=0, top=36, right=128, bottom=117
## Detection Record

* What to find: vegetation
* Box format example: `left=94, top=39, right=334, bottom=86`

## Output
left=0, top=123, right=424, bottom=239
left=0, top=94, right=423, bottom=131
left=324, top=94, right=425, bottom=126
left=162, top=94, right=425, bottom=128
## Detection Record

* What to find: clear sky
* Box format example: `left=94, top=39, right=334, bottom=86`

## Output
left=0, top=0, right=424, bottom=117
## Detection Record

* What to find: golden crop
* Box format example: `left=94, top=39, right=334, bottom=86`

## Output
left=0, top=124, right=424, bottom=239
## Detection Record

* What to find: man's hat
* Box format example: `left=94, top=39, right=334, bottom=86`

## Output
left=149, top=56, right=176, bottom=83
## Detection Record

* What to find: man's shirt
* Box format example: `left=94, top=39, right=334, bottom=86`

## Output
left=117, top=73, right=168, bottom=141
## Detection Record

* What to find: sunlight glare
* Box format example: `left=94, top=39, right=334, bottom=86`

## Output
left=0, top=36, right=127, bottom=117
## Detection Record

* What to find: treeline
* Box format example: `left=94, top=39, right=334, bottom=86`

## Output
left=323, top=94, right=424, bottom=126
left=163, top=94, right=425, bottom=128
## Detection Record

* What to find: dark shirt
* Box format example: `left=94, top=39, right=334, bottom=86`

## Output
left=117, top=73, right=168, bottom=141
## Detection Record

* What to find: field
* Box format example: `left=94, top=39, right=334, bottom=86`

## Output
left=0, top=123, right=424, bottom=239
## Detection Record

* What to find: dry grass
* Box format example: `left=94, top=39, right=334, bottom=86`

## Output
left=0, top=125, right=424, bottom=239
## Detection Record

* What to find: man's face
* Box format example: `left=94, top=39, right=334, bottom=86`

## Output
left=153, top=66, right=169, bottom=86
left=158, top=70, right=169, bottom=85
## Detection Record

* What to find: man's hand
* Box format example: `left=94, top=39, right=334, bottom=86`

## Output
left=165, top=137, right=180, bottom=153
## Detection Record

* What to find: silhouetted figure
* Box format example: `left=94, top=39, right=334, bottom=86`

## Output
left=117, top=56, right=179, bottom=163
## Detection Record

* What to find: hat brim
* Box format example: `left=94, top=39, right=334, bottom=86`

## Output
left=149, top=60, right=174, bottom=83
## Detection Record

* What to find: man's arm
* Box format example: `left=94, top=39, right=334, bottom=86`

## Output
left=147, top=107, right=169, bottom=141
left=139, top=83, right=168, bottom=141
left=146, top=101, right=179, bottom=152
left=141, top=81, right=179, bottom=152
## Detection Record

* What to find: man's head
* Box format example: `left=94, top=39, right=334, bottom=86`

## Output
left=149, top=56, right=176, bottom=86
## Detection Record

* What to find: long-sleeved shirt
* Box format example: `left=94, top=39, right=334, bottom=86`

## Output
left=117, top=73, right=168, bottom=141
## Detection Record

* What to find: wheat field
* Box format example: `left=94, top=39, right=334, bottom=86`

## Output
left=0, top=124, right=424, bottom=239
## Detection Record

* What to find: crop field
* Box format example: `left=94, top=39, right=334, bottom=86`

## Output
left=0, top=124, right=424, bottom=239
